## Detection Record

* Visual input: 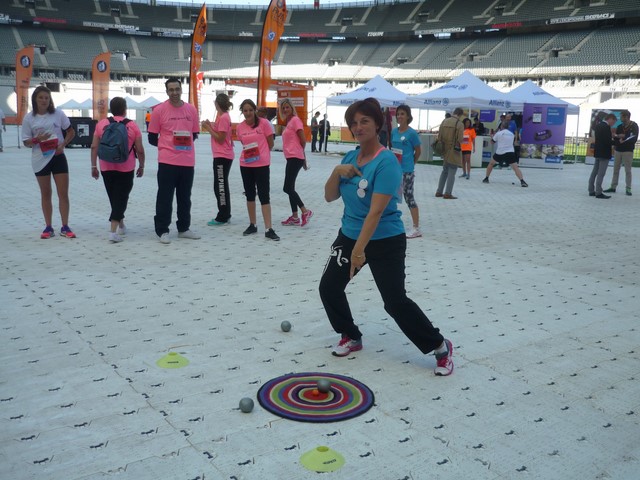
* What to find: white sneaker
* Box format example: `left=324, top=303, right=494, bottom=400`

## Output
left=406, top=227, right=422, bottom=239
left=109, top=232, right=123, bottom=243
left=434, top=339, right=454, bottom=376
left=116, top=224, right=127, bottom=235
left=331, top=336, right=363, bottom=357
left=178, top=229, right=201, bottom=240
left=158, top=233, right=171, bottom=244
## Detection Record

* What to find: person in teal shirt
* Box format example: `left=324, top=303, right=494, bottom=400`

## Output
left=319, top=97, right=454, bottom=377
left=390, top=105, right=422, bottom=238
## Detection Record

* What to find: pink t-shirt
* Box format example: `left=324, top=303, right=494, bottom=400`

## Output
left=148, top=100, right=199, bottom=167
left=282, top=115, right=305, bottom=160
left=211, top=111, right=234, bottom=160
left=95, top=116, right=141, bottom=172
left=236, top=117, right=272, bottom=168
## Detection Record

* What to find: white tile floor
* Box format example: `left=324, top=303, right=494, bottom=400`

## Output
left=1, top=138, right=639, bottom=480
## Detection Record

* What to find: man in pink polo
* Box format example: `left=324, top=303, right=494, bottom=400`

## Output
left=148, top=78, right=201, bottom=244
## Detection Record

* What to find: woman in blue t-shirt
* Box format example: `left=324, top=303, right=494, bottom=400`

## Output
left=319, top=98, right=454, bottom=376
left=390, top=105, right=422, bottom=238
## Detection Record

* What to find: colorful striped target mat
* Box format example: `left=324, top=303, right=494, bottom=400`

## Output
left=257, top=372, right=375, bottom=423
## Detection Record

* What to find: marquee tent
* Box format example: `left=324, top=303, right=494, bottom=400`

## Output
left=327, top=75, right=407, bottom=108
left=406, top=71, right=523, bottom=111
left=58, top=99, right=93, bottom=110
left=505, top=80, right=579, bottom=114
left=139, top=96, right=164, bottom=109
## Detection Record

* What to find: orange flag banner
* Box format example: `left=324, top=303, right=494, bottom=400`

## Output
left=92, top=52, right=111, bottom=121
left=189, top=4, right=207, bottom=113
left=257, top=0, right=287, bottom=107
left=15, top=46, right=34, bottom=125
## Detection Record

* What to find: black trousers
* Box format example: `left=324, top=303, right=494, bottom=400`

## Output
left=311, top=130, right=318, bottom=152
left=154, top=163, right=194, bottom=236
left=319, top=230, right=444, bottom=354
left=283, top=158, right=306, bottom=213
left=318, top=134, right=327, bottom=152
left=102, top=170, right=134, bottom=222
left=213, top=157, right=233, bottom=222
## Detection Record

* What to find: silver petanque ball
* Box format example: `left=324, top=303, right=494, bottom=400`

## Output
left=239, top=397, right=254, bottom=413
left=281, top=320, right=292, bottom=332
left=317, top=378, right=331, bottom=393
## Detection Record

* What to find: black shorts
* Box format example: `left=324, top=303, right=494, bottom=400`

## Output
left=493, top=152, right=517, bottom=165
left=240, top=165, right=270, bottom=204
left=35, top=154, right=69, bottom=176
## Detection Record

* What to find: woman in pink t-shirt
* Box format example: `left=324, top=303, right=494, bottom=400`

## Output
left=90, top=97, right=146, bottom=243
left=202, top=93, right=234, bottom=225
left=235, top=99, right=279, bottom=241
left=279, top=99, right=313, bottom=228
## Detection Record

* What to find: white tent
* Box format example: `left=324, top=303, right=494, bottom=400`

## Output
left=327, top=75, right=407, bottom=108
left=506, top=80, right=579, bottom=114
left=406, top=70, right=523, bottom=111
left=58, top=99, right=89, bottom=110
left=139, top=96, right=164, bottom=109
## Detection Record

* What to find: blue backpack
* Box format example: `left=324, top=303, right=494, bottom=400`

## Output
left=98, top=117, right=133, bottom=163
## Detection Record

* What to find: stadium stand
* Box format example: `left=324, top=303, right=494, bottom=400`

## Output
left=0, top=0, right=638, bottom=107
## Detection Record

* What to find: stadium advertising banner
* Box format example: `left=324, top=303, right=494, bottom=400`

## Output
left=519, top=103, right=567, bottom=169
left=258, top=0, right=287, bottom=107
left=188, top=4, right=207, bottom=114
left=92, top=52, right=111, bottom=121
left=15, top=45, right=34, bottom=125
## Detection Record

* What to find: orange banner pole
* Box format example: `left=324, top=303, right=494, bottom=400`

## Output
left=92, top=52, right=111, bottom=121
left=15, top=46, right=34, bottom=125
left=189, top=4, right=207, bottom=114
left=257, top=0, right=287, bottom=107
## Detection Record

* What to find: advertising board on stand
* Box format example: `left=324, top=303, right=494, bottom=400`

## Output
left=519, top=103, right=567, bottom=169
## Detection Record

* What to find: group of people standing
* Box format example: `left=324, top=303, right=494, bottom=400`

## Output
left=588, top=109, right=637, bottom=198
left=23, top=78, right=318, bottom=244
left=432, top=108, right=528, bottom=200
left=310, top=111, right=330, bottom=153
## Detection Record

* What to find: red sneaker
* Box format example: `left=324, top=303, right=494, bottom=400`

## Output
left=281, top=215, right=301, bottom=226
left=60, top=225, right=76, bottom=238
left=40, top=226, right=55, bottom=239
left=301, top=210, right=313, bottom=227
left=434, top=339, right=454, bottom=376
left=332, top=336, right=363, bottom=357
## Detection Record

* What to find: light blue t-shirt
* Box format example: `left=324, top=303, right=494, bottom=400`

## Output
left=338, top=148, right=404, bottom=241
left=391, top=127, right=421, bottom=173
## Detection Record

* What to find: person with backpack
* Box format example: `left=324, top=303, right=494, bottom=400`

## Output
left=90, top=97, right=145, bottom=243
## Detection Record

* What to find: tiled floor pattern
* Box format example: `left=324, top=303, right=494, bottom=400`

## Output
left=1, top=139, right=639, bottom=480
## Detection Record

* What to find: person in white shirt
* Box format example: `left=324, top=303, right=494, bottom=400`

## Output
left=21, top=85, right=77, bottom=239
left=482, top=122, right=528, bottom=187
